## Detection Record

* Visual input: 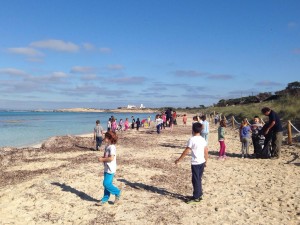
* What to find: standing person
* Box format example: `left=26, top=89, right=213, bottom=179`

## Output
left=162, top=113, right=166, bottom=129
left=111, top=118, right=117, bottom=132
left=155, top=114, right=163, bottom=134
left=131, top=116, right=135, bottom=129
left=172, top=111, right=177, bottom=125
left=107, top=118, right=111, bottom=132
left=261, top=107, right=283, bottom=159
left=97, top=131, right=121, bottom=205
left=175, top=122, right=208, bottom=204
left=251, top=116, right=263, bottom=156
left=94, top=120, right=104, bottom=151
left=124, top=118, right=129, bottom=131
left=165, top=108, right=172, bottom=127
left=182, top=114, right=187, bottom=127
left=118, top=119, right=124, bottom=131
left=200, top=115, right=209, bottom=144
left=239, top=118, right=251, bottom=158
left=214, top=113, right=219, bottom=125
left=169, top=115, right=174, bottom=132
left=147, top=116, right=151, bottom=127
left=136, top=118, right=141, bottom=131
left=218, top=119, right=227, bottom=160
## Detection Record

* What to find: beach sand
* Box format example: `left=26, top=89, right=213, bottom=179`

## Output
left=0, top=115, right=299, bottom=225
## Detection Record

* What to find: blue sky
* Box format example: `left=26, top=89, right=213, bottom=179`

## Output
left=0, top=0, right=299, bottom=110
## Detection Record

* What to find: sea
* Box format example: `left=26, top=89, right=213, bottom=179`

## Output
left=0, top=111, right=157, bottom=148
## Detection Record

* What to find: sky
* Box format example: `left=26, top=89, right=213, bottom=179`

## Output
left=0, top=0, right=299, bottom=110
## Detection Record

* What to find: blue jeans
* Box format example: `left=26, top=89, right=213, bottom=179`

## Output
left=101, top=172, right=121, bottom=203
left=96, top=136, right=103, bottom=150
left=191, top=163, right=205, bottom=199
left=156, top=125, right=161, bottom=134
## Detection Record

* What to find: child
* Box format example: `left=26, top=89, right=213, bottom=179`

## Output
left=118, top=119, right=123, bottom=131
left=111, top=118, right=117, bottom=132
left=251, top=116, right=263, bottom=156
left=131, top=116, right=135, bottom=129
left=155, top=114, right=163, bottom=134
left=182, top=114, right=187, bottom=127
left=97, top=131, right=121, bottom=205
left=218, top=119, right=226, bottom=160
left=107, top=118, right=111, bottom=132
left=239, top=118, right=251, bottom=158
left=175, top=122, right=208, bottom=204
left=162, top=113, right=166, bottom=129
left=124, top=118, right=129, bottom=131
left=94, top=120, right=104, bottom=151
left=200, top=115, right=209, bottom=144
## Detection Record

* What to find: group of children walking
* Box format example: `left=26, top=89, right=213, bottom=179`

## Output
left=92, top=109, right=277, bottom=206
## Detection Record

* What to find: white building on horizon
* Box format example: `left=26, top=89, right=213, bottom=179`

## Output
left=127, top=104, right=145, bottom=109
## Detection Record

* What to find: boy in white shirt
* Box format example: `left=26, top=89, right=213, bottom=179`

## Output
left=175, top=122, right=208, bottom=204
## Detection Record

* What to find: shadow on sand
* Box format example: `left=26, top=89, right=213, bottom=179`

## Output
left=51, top=182, right=99, bottom=202
left=117, top=178, right=188, bottom=202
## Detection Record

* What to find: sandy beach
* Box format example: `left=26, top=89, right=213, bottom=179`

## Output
left=0, top=114, right=299, bottom=225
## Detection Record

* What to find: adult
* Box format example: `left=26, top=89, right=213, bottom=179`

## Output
left=165, top=108, right=172, bottom=127
left=261, top=107, right=283, bottom=159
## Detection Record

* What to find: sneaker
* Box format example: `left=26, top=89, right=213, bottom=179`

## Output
left=186, top=197, right=202, bottom=204
left=95, top=201, right=107, bottom=206
left=114, top=191, right=121, bottom=204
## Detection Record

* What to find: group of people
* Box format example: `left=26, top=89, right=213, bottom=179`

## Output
left=93, top=106, right=283, bottom=206
left=216, top=107, right=283, bottom=160
left=176, top=106, right=283, bottom=204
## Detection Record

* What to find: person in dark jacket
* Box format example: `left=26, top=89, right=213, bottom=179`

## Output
left=261, top=107, right=283, bottom=159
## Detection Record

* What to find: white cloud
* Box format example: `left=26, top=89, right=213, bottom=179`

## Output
left=207, top=74, right=233, bottom=80
left=7, top=47, right=44, bottom=57
left=52, top=72, right=68, bottom=78
left=100, top=47, right=112, bottom=53
left=109, top=76, right=145, bottom=84
left=173, top=70, right=207, bottom=77
left=82, top=43, right=96, bottom=51
left=0, top=68, right=28, bottom=76
left=30, top=39, right=79, bottom=52
left=81, top=74, right=98, bottom=80
left=70, top=66, right=96, bottom=74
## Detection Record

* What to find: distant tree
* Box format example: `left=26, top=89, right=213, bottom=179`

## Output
left=256, top=92, right=272, bottom=101
left=199, top=105, right=205, bottom=109
left=275, top=81, right=300, bottom=97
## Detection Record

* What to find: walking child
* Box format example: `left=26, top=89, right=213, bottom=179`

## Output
left=182, top=114, right=187, bottom=127
left=94, top=120, right=104, bottom=151
left=97, top=131, right=121, bottom=205
left=175, top=122, right=208, bottom=204
left=218, top=119, right=226, bottom=160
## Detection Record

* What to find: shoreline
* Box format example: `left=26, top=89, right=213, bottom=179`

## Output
left=53, top=107, right=159, bottom=113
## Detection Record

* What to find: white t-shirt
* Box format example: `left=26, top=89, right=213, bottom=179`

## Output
left=103, top=144, right=117, bottom=174
left=186, top=136, right=207, bottom=165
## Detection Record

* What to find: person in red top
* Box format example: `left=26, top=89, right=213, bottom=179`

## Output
left=172, top=111, right=177, bottom=125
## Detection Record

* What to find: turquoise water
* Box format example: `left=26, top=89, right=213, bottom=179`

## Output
left=0, top=111, right=156, bottom=147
